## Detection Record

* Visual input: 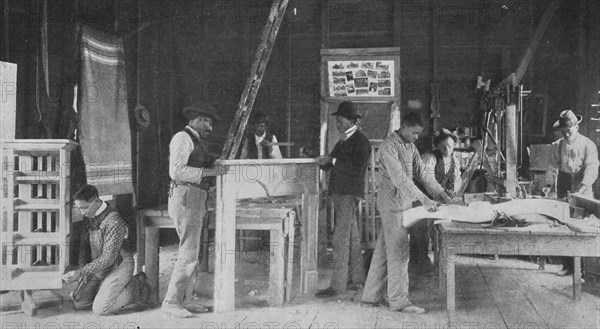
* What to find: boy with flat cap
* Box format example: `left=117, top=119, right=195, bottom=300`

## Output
left=315, top=101, right=371, bottom=297
left=546, top=109, right=599, bottom=276
left=162, top=103, right=221, bottom=317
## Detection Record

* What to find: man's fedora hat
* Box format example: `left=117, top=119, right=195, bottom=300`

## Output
left=553, top=110, right=582, bottom=129
left=183, top=103, right=220, bottom=122
left=332, top=101, right=361, bottom=120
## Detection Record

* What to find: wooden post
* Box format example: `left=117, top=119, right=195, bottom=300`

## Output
left=213, top=170, right=237, bottom=312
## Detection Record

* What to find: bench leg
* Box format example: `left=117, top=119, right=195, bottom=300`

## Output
left=446, top=253, right=456, bottom=323
left=285, top=214, right=295, bottom=302
left=267, top=227, right=285, bottom=307
left=573, top=256, right=582, bottom=301
left=145, top=225, right=159, bottom=304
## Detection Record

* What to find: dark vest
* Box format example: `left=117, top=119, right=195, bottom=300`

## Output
left=183, top=128, right=215, bottom=188
left=245, top=132, right=274, bottom=159
left=433, top=150, right=456, bottom=191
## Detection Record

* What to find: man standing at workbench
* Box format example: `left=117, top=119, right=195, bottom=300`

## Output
left=162, top=104, right=220, bottom=317
left=546, top=109, right=599, bottom=276
left=361, top=112, right=450, bottom=313
left=315, top=101, right=371, bottom=297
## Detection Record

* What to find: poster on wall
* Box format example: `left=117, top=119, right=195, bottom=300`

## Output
left=328, top=60, right=394, bottom=97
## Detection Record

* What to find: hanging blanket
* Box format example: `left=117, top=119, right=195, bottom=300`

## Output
left=78, top=27, right=133, bottom=195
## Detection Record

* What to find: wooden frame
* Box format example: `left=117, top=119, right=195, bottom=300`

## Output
left=213, top=158, right=319, bottom=312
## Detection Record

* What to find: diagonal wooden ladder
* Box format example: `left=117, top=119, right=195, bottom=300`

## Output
left=220, top=0, right=289, bottom=159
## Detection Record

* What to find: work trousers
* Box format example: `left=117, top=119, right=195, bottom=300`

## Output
left=163, top=185, right=208, bottom=307
left=72, top=252, right=140, bottom=315
left=329, top=194, right=365, bottom=292
left=362, top=187, right=411, bottom=310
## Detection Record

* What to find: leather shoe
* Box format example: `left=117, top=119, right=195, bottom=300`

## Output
left=347, top=283, right=364, bottom=291
left=162, top=303, right=193, bottom=318
left=360, top=300, right=389, bottom=308
left=183, top=300, right=210, bottom=314
left=399, top=304, right=425, bottom=314
left=314, top=287, right=337, bottom=298
left=556, top=268, right=573, bottom=276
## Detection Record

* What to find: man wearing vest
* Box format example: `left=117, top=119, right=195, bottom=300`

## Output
left=410, top=128, right=462, bottom=272
left=546, top=109, right=599, bottom=276
left=63, top=185, right=149, bottom=315
left=239, top=111, right=283, bottom=159
left=314, top=101, right=371, bottom=297
left=162, top=104, right=220, bottom=317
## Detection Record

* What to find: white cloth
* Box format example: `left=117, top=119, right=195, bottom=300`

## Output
left=253, top=132, right=282, bottom=159
left=93, top=201, right=108, bottom=217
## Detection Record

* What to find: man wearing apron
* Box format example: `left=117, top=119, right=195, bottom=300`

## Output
left=63, top=185, right=149, bottom=315
left=162, top=104, right=220, bottom=318
left=546, top=109, right=599, bottom=276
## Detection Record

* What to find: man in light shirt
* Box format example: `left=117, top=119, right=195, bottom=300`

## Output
left=545, top=109, right=599, bottom=276
left=361, top=112, right=450, bottom=314
left=162, top=103, right=221, bottom=317
left=239, top=111, right=283, bottom=159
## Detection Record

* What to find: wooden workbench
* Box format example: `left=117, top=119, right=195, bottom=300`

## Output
left=137, top=159, right=320, bottom=312
left=139, top=198, right=299, bottom=308
left=435, top=221, right=600, bottom=322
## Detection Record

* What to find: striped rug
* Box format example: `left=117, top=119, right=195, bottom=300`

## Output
left=78, top=26, right=133, bottom=195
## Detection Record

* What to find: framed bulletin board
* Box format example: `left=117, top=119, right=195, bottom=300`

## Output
left=320, top=48, right=401, bottom=154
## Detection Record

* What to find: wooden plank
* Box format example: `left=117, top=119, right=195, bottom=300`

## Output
left=267, top=224, right=285, bottom=307
left=573, top=256, right=582, bottom=300
left=285, top=211, right=295, bottom=302
left=213, top=173, right=237, bottom=312
left=144, top=225, right=159, bottom=303
left=446, top=252, right=456, bottom=323
left=302, top=193, right=319, bottom=294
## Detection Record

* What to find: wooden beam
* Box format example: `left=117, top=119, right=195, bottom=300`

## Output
left=499, top=0, right=560, bottom=87
left=221, top=0, right=289, bottom=159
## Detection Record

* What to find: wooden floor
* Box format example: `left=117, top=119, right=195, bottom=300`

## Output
left=2, top=244, right=599, bottom=328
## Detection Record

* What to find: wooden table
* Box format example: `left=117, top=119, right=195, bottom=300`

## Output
left=137, top=159, right=320, bottom=312
left=138, top=198, right=299, bottom=307
left=435, top=221, right=600, bottom=321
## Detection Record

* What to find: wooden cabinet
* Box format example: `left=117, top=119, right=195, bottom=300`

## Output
left=1, top=139, right=78, bottom=291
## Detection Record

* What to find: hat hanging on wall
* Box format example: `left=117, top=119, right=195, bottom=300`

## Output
left=134, top=104, right=151, bottom=131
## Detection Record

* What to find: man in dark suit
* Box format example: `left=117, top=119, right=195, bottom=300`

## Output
left=315, top=101, right=372, bottom=297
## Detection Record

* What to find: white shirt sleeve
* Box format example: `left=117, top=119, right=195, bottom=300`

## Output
left=168, top=132, right=204, bottom=183
left=269, top=135, right=283, bottom=159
